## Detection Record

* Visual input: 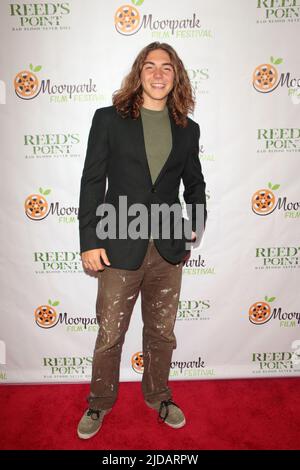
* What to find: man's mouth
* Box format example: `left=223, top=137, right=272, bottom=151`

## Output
left=151, top=83, right=165, bottom=89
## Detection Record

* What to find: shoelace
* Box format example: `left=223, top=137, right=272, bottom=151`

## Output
left=158, top=399, right=179, bottom=424
left=87, top=409, right=101, bottom=420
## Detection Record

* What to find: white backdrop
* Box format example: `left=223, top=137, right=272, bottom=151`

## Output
left=0, top=0, right=300, bottom=384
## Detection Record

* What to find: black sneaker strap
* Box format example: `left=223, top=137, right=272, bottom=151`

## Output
left=87, top=409, right=101, bottom=420
left=158, top=399, right=179, bottom=423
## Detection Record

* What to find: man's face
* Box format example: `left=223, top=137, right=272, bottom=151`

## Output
left=140, top=49, right=175, bottom=108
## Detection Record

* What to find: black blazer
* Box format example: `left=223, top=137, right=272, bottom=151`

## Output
left=78, top=105, right=207, bottom=269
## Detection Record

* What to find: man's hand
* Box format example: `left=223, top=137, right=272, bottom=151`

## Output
left=182, top=231, right=197, bottom=263
left=81, top=248, right=111, bottom=272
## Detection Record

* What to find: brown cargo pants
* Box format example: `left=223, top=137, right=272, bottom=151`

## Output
left=87, top=239, right=183, bottom=410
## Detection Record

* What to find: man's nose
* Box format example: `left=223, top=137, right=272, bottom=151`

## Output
left=153, top=68, right=163, bottom=78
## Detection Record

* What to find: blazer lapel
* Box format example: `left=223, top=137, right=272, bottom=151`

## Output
left=136, top=107, right=180, bottom=187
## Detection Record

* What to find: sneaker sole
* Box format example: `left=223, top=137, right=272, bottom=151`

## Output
left=164, top=417, right=186, bottom=429
left=77, top=427, right=102, bottom=440
left=77, top=409, right=112, bottom=440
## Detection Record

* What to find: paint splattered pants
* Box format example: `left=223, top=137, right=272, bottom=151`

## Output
left=88, top=239, right=183, bottom=410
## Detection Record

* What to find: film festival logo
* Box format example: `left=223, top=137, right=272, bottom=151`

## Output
left=177, top=299, right=211, bottom=321
left=256, top=0, right=300, bottom=24
left=183, top=252, right=214, bottom=276
left=43, top=356, right=92, bottom=379
left=256, top=127, right=300, bottom=153
left=187, top=66, right=211, bottom=98
left=24, top=187, right=78, bottom=223
left=9, top=2, right=71, bottom=31
left=131, top=352, right=213, bottom=377
left=248, top=295, right=300, bottom=328
left=252, top=56, right=300, bottom=103
left=251, top=182, right=300, bottom=218
left=34, top=299, right=98, bottom=332
left=114, top=0, right=212, bottom=38
left=24, top=132, right=80, bottom=160
left=34, top=251, right=82, bottom=274
left=14, top=64, right=101, bottom=103
left=252, top=351, right=300, bottom=374
left=131, top=351, right=144, bottom=373
left=255, top=246, right=300, bottom=270
left=169, top=357, right=213, bottom=378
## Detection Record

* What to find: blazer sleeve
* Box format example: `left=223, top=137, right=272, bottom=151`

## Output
left=78, top=109, right=109, bottom=254
left=182, top=123, right=207, bottom=237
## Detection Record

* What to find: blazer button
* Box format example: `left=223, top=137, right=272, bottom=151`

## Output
left=151, top=187, right=156, bottom=193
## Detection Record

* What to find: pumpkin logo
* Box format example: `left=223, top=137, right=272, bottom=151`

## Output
left=35, top=299, right=59, bottom=328
left=25, top=187, right=51, bottom=220
left=253, top=57, right=282, bottom=93
left=249, top=296, right=275, bottom=325
left=114, top=0, right=144, bottom=35
left=131, top=351, right=144, bottom=373
left=252, top=182, right=279, bottom=215
left=14, top=64, right=42, bottom=99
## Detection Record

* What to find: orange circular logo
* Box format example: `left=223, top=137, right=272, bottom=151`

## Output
left=131, top=351, right=144, bottom=373
left=25, top=194, right=49, bottom=220
left=35, top=304, right=58, bottom=328
left=15, top=70, right=39, bottom=99
left=252, top=188, right=275, bottom=215
left=253, top=63, right=278, bottom=92
left=249, top=301, right=271, bottom=324
left=115, top=5, right=140, bottom=35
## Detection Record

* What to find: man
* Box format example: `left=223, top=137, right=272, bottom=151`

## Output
left=77, top=42, right=207, bottom=439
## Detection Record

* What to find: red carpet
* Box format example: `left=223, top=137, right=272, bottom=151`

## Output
left=0, top=378, right=299, bottom=450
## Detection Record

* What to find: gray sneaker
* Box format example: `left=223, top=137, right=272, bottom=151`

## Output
left=77, top=408, right=112, bottom=439
left=145, top=398, right=186, bottom=429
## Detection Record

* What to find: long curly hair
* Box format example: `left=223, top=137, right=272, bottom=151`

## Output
left=112, top=42, right=195, bottom=128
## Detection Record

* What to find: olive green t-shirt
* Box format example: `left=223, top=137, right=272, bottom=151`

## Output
left=140, top=105, right=172, bottom=240
left=140, top=105, right=172, bottom=185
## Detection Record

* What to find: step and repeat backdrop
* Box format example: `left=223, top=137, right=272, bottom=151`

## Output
left=0, top=0, right=300, bottom=384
